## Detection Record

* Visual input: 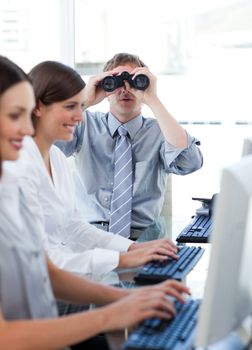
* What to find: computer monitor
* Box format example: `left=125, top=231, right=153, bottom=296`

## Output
left=195, top=155, right=252, bottom=347
left=242, top=136, right=252, bottom=157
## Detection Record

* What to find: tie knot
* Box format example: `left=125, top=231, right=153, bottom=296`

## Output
left=117, top=125, right=128, bottom=137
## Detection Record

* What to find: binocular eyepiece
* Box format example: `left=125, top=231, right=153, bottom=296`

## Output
left=100, top=71, right=150, bottom=92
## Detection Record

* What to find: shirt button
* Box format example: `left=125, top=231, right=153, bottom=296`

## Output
left=104, top=197, right=108, bottom=201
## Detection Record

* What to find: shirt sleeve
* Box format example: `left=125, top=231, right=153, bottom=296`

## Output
left=161, top=132, right=203, bottom=175
left=48, top=245, right=120, bottom=276
left=64, top=209, right=133, bottom=253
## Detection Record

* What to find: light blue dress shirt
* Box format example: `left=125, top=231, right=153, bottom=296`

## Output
left=57, top=111, right=203, bottom=229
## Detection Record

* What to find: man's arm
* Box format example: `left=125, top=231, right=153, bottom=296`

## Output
left=127, top=67, right=188, bottom=148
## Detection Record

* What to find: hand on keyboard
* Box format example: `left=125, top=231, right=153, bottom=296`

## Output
left=119, top=244, right=179, bottom=269
left=101, top=281, right=190, bottom=332
left=122, top=299, right=201, bottom=350
left=128, top=238, right=178, bottom=260
left=134, top=246, right=205, bottom=283
left=143, top=280, right=191, bottom=304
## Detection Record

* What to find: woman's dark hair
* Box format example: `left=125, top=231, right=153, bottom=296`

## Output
left=103, top=53, right=147, bottom=72
left=28, top=61, right=85, bottom=105
left=0, top=56, right=30, bottom=95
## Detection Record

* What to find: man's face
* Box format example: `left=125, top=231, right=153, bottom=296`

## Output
left=107, top=64, right=143, bottom=122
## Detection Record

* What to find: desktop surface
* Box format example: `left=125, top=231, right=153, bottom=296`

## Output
left=106, top=239, right=247, bottom=350
left=107, top=157, right=252, bottom=350
left=104, top=219, right=210, bottom=350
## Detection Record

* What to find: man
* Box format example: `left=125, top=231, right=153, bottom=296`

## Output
left=57, top=53, right=203, bottom=240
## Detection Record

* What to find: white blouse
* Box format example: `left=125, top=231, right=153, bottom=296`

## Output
left=14, top=137, right=132, bottom=277
left=0, top=165, right=59, bottom=322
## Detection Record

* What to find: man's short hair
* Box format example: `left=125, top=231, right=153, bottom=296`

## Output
left=103, top=53, right=146, bottom=72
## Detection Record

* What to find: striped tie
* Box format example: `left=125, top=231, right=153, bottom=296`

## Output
left=109, top=125, right=133, bottom=237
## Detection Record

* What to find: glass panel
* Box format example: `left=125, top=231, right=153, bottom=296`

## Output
left=0, top=0, right=62, bottom=71
left=75, top=0, right=252, bottom=123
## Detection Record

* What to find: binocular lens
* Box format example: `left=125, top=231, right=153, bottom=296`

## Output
left=101, top=76, right=117, bottom=92
left=134, top=74, right=150, bottom=90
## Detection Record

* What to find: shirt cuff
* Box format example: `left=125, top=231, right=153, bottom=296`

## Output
left=92, top=248, right=120, bottom=275
left=105, top=235, right=133, bottom=252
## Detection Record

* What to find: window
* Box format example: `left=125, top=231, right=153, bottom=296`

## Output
left=0, top=0, right=73, bottom=71
left=74, top=0, right=252, bottom=123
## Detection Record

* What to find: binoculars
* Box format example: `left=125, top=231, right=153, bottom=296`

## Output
left=100, top=71, right=150, bottom=92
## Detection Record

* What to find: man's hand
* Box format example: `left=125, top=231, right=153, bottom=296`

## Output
left=83, top=70, right=115, bottom=108
left=123, top=66, right=158, bottom=106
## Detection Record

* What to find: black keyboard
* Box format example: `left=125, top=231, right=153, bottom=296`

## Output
left=121, top=299, right=201, bottom=350
left=176, top=215, right=213, bottom=244
left=134, top=246, right=204, bottom=284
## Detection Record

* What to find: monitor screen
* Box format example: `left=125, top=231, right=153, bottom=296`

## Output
left=195, top=155, right=252, bottom=347
left=242, top=137, right=252, bottom=157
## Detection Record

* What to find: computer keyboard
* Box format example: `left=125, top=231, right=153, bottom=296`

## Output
left=134, top=245, right=204, bottom=284
left=121, top=299, right=201, bottom=350
left=176, top=215, right=213, bottom=244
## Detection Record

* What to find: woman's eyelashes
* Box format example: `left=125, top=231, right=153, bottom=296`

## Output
left=64, top=104, right=76, bottom=110
left=8, top=107, right=28, bottom=120
left=8, top=112, right=22, bottom=120
left=64, top=102, right=85, bottom=111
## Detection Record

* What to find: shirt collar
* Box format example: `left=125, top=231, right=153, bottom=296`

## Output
left=107, top=112, right=143, bottom=139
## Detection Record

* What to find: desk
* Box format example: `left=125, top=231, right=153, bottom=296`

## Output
left=103, top=215, right=250, bottom=350
left=103, top=213, right=211, bottom=350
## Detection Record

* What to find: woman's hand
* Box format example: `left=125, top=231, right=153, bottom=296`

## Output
left=141, top=279, right=191, bottom=304
left=100, top=280, right=190, bottom=331
left=128, top=238, right=178, bottom=257
left=119, top=244, right=178, bottom=268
